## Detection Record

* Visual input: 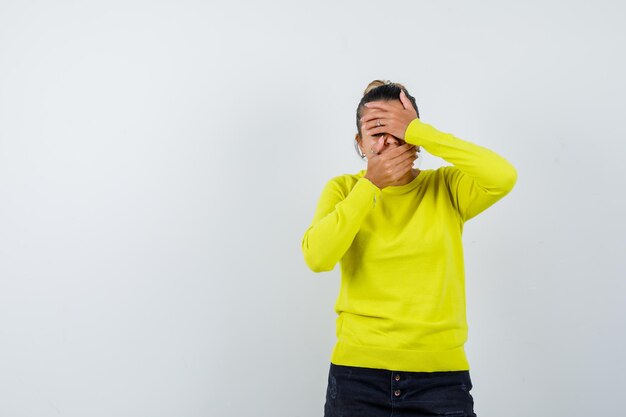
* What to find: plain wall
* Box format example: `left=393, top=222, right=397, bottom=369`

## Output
left=0, top=1, right=624, bottom=416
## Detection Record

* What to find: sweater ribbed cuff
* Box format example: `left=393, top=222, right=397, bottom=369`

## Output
left=404, top=118, right=442, bottom=148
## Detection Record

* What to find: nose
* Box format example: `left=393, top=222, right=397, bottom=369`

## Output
left=384, top=135, right=401, bottom=146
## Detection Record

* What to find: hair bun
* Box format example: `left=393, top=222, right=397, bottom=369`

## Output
left=363, top=79, right=410, bottom=96
left=363, top=79, right=392, bottom=95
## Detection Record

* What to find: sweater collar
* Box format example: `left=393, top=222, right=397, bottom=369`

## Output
left=358, top=169, right=428, bottom=195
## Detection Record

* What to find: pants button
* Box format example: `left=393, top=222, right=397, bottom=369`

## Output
left=394, top=389, right=401, bottom=397
left=394, top=374, right=400, bottom=381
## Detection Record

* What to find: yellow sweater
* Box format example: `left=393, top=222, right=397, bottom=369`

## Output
left=301, top=118, right=517, bottom=372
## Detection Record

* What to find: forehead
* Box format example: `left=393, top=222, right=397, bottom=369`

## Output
left=362, top=99, right=403, bottom=117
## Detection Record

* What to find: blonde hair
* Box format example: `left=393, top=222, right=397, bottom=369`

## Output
left=363, top=79, right=409, bottom=96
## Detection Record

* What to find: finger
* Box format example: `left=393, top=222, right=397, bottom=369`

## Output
left=374, top=136, right=386, bottom=154
left=360, top=110, right=388, bottom=123
left=399, top=89, right=411, bottom=110
left=404, top=149, right=419, bottom=164
left=383, top=143, right=415, bottom=159
left=364, top=101, right=393, bottom=110
left=362, top=119, right=389, bottom=133
left=397, top=158, right=414, bottom=172
left=398, top=154, right=417, bottom=172
left=365, top=125, right=392, bottom=136
left=393, top=147, right=418, bottom=165
left=368, top=136, right=385, bottom=156
left=391, top=162, right=414, bottom=183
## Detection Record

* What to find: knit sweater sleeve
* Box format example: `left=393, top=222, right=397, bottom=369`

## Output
left=404, top=118, right=518, bottom=222
left=301, top=176, right=381, bottom=272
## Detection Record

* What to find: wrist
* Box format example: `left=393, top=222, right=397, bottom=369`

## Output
left=404, top=118, right=440, bottom=148
left=404, top=118, right=426, bottom=146
left=364, top=174, right=381, bottom=189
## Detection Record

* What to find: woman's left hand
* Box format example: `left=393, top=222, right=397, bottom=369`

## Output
left=360, top=90, right=418, bottom=140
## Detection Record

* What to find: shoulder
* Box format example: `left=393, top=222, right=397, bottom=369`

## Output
left=322, top=170, right=366, bottom=195
left=437, top=165, right=463, bottom=185
left=416, top=166, right=463, bottom=195
left=414, top=166, right=457, bottom=184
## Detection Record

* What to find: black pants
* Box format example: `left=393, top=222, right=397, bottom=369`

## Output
left=324, top=363, right=477, bottom=417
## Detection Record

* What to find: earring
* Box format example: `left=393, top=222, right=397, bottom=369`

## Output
left=354, top=139, right=365, bottom=160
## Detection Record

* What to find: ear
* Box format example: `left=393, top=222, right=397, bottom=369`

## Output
left=355, top=133, right=364, bottom=150
left=355, top=133, right=367, bottom=158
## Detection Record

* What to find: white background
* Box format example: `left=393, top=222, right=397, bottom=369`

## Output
left=1, top=1, right=624, bottom=416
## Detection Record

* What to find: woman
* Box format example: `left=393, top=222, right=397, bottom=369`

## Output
left=301, top=80, right=517, bottom=417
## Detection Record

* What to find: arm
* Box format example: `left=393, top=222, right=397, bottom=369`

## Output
left=405, top=118, right=518, bottom=221
left=301, top=177, right=381, bottom=272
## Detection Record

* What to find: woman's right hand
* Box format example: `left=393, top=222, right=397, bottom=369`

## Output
left=364, top=139, right=418, bottom=189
